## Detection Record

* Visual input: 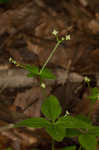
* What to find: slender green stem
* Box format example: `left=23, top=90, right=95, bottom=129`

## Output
left=51, top=139, right=55, bottom=150
left=56, top=35, right=59, bottom=42
left=40, top=41, right=61, bottom=74
left=41, top=84, right=47, bottom=99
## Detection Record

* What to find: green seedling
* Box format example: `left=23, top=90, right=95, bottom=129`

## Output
left=84, top=76, right=99, bottom=103
left=9, top=31, right=99, bottom=150
left=14, top=94, right=99, bottom=150
left=9, top=30, right=70, bottom=84
left=84, top=76, right=99, bottom=119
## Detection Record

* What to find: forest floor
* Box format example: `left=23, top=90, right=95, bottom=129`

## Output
left=0, top=0, right=99, bottom=149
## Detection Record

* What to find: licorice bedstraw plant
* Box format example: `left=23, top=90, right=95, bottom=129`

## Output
left=9, top=30, right=99, bottom=150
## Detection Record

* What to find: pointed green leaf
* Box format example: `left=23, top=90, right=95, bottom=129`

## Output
left=40, top=68, right=56, bottom=80
left=56, top=116, right=92, bottom=129
left=46, top=123, right=65, bottom=141
left=25, top=65, right=39, bottom=76
left=79, top=134, right=97, bottom=150
left=41, top=95, right=62, bottom=121
left=14, top=117, right=50, bottom=128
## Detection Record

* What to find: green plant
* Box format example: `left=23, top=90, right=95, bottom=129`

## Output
left=9, top=29, right=70, bottom=83
left=14, top=93, right=99, bottom=150
left=9, top=31, right=99, bottom=150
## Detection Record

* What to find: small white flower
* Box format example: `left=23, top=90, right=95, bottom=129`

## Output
left=52, top=29, right=58, bottom=36
left=84, top=76, right=90, bottom=83
left=65, top=110, right=70, bottom=116
left=66, top=35, right=70, bottom=40
left=9, top=57, right=12, bottom=62
left=41, top=83, right=46, bottom=89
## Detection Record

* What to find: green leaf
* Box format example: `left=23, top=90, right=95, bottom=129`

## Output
left=41, top=95, right=62, bottom=121
left=56, top=116, right=92, bottom=129
left=87, top=126, right=99, bottom=136
left=14, top=117, right=50, bottom=128
left=79, top=134, right=97, bottom=150
left=40, top=68, right=56, bottom=80
left=88, top=87, right=99, bottom=103
left=66, top=128, right=82, bottom=137
left=25, top=65, right=39, bottom=76
left=27, top=72, right=35, bottom=77
left=61, top=146, right=76, bottom=150
left=46, top=123, right=65, bottom=141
